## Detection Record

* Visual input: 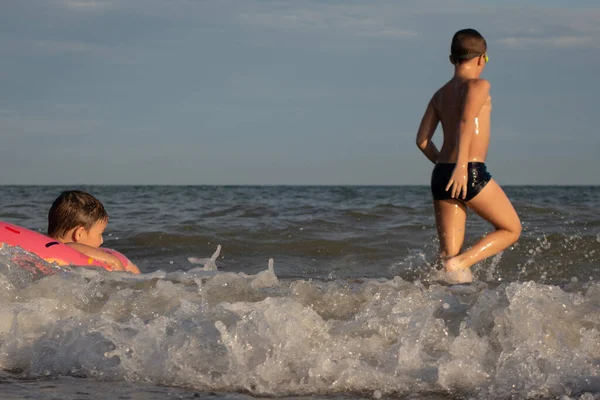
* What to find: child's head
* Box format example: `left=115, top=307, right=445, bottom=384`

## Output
left=48, top=190, right=108, bottom=247
left=450, top=29, right=487, bottom=66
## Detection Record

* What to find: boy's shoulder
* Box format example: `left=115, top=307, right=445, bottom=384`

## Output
left=431, top=82, right=449, bottom=104
left=430, top=80, right=454, bottom=106
left=466, top=78, right=491, bottom=92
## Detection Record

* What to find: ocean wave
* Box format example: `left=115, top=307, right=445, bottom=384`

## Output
left=0, top=248, right=598, bottom=399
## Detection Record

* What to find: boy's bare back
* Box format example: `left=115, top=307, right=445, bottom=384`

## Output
left=432, top=78, right=492, bottom=163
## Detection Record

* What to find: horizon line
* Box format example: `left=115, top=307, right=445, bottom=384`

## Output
left=1, top=184, right=598, bottom=188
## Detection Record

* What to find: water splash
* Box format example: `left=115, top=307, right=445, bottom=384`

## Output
left=0, top=248, right=599, bottom=399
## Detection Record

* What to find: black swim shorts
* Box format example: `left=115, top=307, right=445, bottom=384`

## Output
left=431, top=162, right=492, bottom=202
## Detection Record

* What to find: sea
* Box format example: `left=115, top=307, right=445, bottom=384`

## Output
left=0, top=185, right=599, bottom=400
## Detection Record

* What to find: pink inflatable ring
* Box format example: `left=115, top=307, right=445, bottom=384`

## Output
left=0, top=220, right=130, bottom=275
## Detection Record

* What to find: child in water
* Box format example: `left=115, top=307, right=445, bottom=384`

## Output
left=47, top=190, right=140, bottom=274
left=416, top=29, right=521, bottom=283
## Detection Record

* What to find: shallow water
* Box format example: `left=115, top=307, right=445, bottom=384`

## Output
left=0, top=185, right=599, bottom=399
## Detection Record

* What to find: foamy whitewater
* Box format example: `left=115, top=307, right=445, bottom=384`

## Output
left=0, top=185, right=599, bottom=399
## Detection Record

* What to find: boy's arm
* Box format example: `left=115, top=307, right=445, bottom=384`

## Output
left=124, top=259, right=141, bottom=274
left=446, top=79, right=490, bottom=199
left=65, top=242, right=126, bottom=271
left=415, top=97, right=440, bottom=164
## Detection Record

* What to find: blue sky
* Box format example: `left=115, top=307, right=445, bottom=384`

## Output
left=1, top=0, right=599, bottom=185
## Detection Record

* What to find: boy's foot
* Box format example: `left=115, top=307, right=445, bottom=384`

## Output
left=441, top=268, right=473, bottom=284
left=441, top=257, right=473, bottom=284
left=444, top=257, right=463, bottom=272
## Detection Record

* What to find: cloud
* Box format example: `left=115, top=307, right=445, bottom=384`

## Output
left=493, top=5, right=600, bottom=49
left=236, top=4, right=419, bottom=40
left=1, top=113, right=105, bottom=139
left=0, top=38, right=98, bottom=56
left=497, top=35, right=599, bottom=49
left=60, top=0, right=112, bottom=10
left=45, top=1, right=600, bottom=48
left=34, top=40, right=106, bottom=53
left=232, top=1, right=600, bottom=49
left=0, top=36, right=140, bottom=65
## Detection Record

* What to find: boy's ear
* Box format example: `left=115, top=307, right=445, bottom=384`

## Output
left=73, top=226, right=86, bottom=243
left=449, top=55, right=455, bottom=65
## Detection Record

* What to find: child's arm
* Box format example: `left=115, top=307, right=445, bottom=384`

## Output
left=446, top=79, right=490, bottom=199
left=124, top=259, right=141, bottom=274
left=416, top=96, right=441, bottom=164
left=65, top=242, right=126, bottom=271
left=102, top=248, right=141, bottom=274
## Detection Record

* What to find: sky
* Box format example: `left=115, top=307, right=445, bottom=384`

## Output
left=1, top=0, right=599, bottom=185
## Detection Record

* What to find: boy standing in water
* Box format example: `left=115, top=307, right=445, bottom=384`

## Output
left=48, top=190, right=140, bottom=274
left=415, top=29, right=521, bottom=283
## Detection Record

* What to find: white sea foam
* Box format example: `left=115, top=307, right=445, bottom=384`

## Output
left=0, top=245, right=599, bottom=399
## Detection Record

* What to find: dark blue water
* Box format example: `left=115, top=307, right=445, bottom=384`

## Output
left=0, top=186, right=599, bottom=399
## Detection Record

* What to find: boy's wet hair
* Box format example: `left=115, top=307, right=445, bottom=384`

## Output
left=48, top=190, right=108, bottom=239
left=450, top=29, right=487, bottom=65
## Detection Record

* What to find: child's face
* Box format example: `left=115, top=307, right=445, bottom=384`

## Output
left=78, top=218, right=108, bottom=248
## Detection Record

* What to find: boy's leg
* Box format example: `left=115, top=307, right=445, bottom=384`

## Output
left=434, top=199, right=473, bottom=283
left=445, top=179, right=521, bottom=272
left=434, top=199, right=467, bottom=258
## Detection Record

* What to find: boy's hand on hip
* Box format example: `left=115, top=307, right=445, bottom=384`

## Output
left=446, top=164, right=468, bottom=199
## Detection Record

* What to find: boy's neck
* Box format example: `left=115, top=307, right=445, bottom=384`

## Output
left=53, top=236, right=68, bottom=244
left=453, top=65, right=481, bottom=80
